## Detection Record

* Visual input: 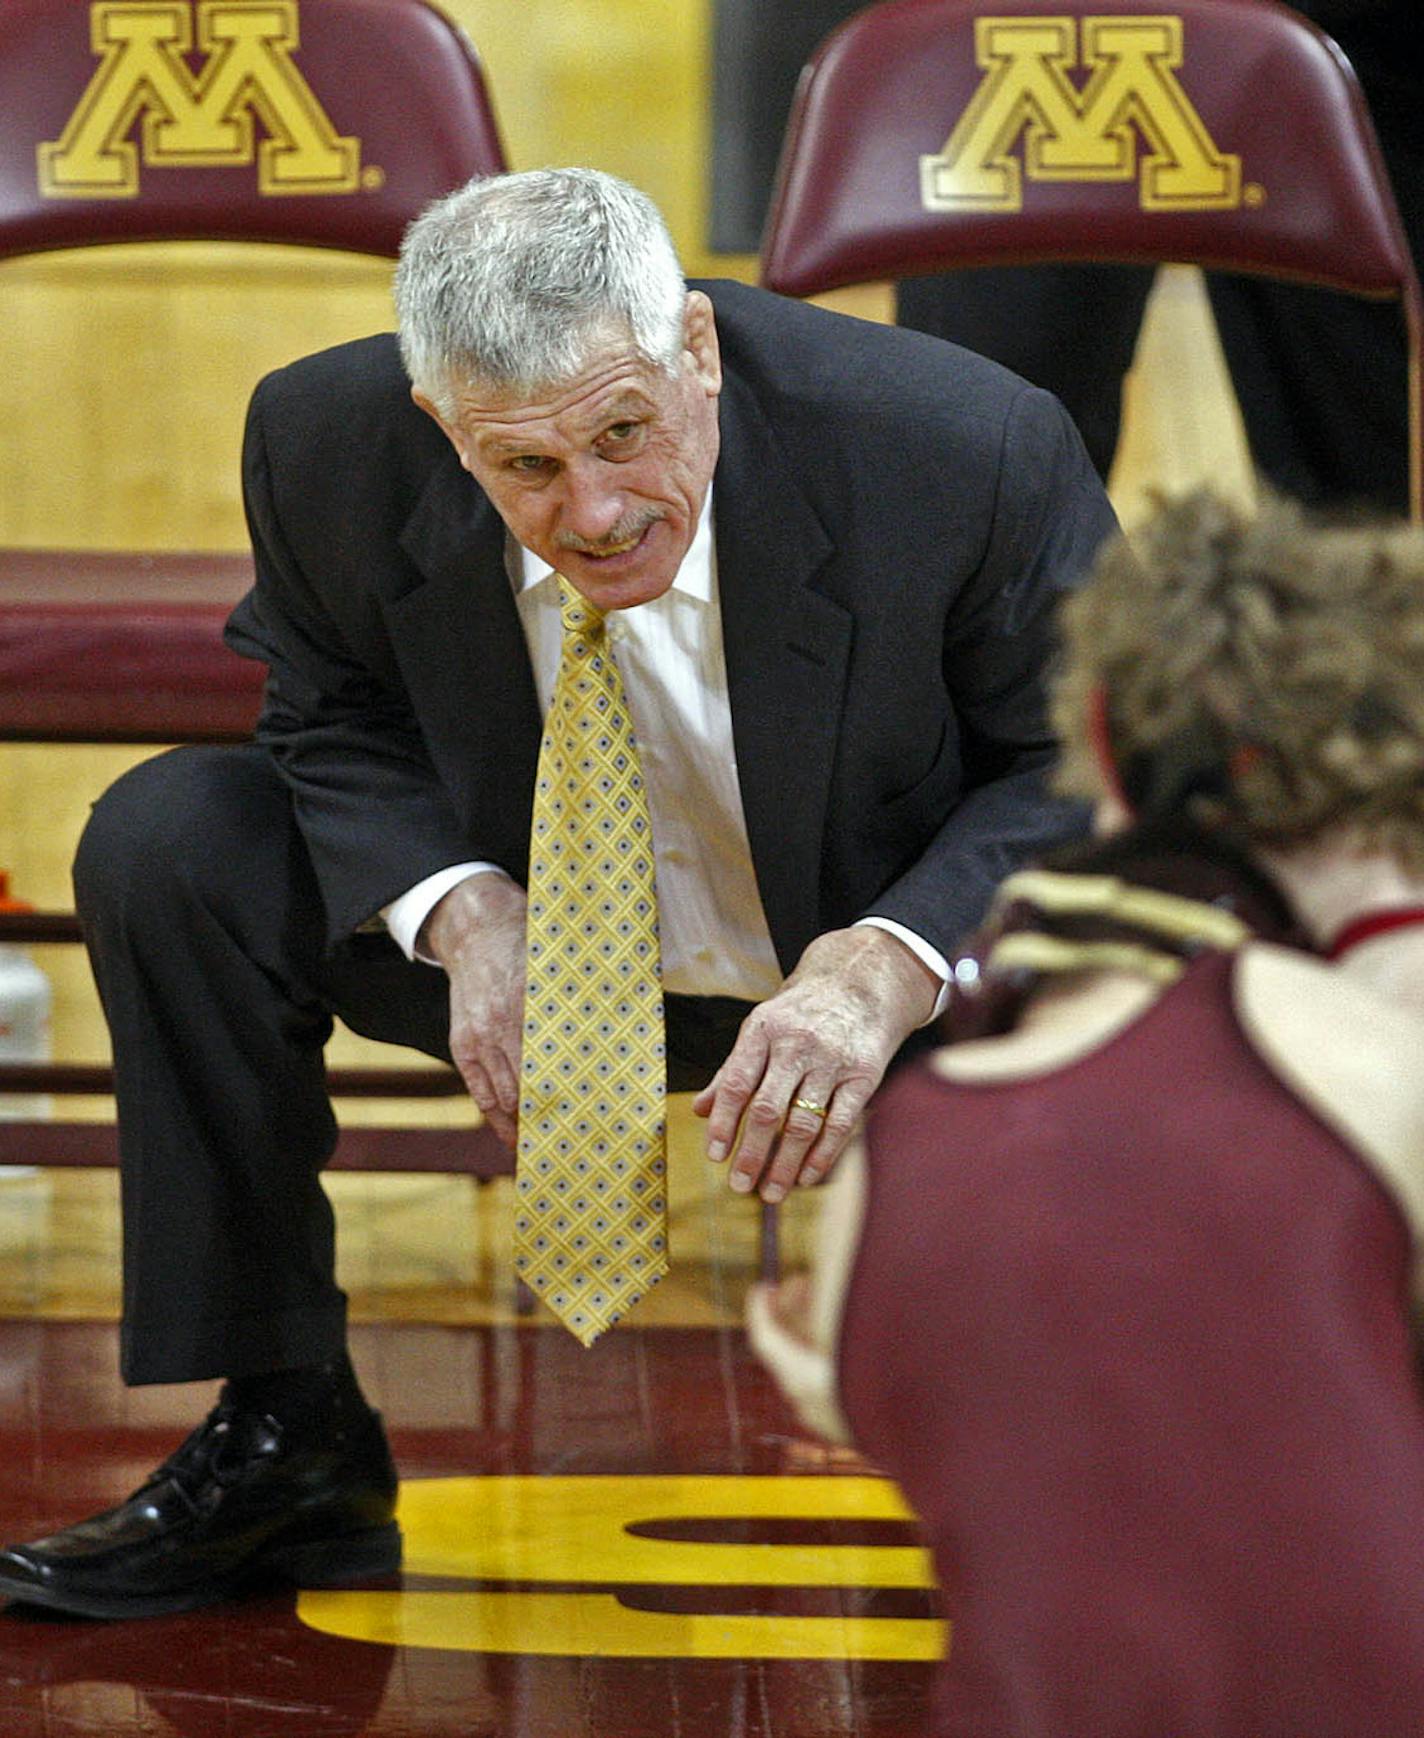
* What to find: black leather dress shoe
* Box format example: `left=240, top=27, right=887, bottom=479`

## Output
left=0, top=1390, right=402, bottom=1619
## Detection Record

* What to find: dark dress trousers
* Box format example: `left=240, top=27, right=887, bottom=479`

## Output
left=74, top=279, right=1116, bottom=1384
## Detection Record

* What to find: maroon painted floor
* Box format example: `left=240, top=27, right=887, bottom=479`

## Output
left=0, top=1320, right=939, bottom=1736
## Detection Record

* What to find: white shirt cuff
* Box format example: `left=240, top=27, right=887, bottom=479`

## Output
left=854, top=916, right=951, bottom=1024
left=381, top=863, right=512, bottom=963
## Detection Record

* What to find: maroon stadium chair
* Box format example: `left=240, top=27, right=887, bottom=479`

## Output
left=0, top=0, right=512, bottom=1180
left=759, top=0, right=1422, bottom=522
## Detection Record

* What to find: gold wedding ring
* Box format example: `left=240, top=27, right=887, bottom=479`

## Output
left=791, top=1096, right=828, bottom=1118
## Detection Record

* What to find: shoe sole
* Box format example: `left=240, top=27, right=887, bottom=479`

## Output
left=0, top=1521, right=403, bottom=1621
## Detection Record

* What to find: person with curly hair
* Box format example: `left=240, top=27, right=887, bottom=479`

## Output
left=750, top=486, right=1424, bottom=1737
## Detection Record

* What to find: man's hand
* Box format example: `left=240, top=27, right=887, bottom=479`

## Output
left=421, top=873, right=528, bottom=1146
left=691, top=926, right=937, bottom=1201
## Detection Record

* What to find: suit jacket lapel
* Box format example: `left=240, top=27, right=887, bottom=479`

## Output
left=384, top=455, right=542, bottom=876
left=715, top=367, right=850, bottom=972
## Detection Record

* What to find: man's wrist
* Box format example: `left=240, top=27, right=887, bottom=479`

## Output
left=421, top=869, right=523, bottom=967
left=383, top=864, right=508, bottom=963
left=854, top=916, right=950, bottom=1024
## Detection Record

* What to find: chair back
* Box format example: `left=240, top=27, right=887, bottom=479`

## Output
left=760, top=0, right=1422, bottom=518
left=0, top=0, right=506, bottom=262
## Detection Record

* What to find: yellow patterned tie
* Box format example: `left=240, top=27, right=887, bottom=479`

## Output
left=514, top=578, right=668, bottom=1344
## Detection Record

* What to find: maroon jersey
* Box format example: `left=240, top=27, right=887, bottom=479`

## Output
left=841, top=947, right=1424, bottom=1737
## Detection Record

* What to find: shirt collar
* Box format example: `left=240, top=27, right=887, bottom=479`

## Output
left=512, top=485, right=715, bottom=606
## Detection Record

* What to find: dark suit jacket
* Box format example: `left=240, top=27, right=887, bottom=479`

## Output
left=226, top=278, right=1116, bottom=971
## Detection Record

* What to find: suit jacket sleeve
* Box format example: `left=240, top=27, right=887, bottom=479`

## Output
left=225, top=371, right=480, bottom=949
left=859, top=383, right=1115, bottom=955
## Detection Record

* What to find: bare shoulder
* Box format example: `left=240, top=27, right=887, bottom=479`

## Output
left=1234, top=942, right=1424, bottom=1065
left=1234, top=943, right=1424, bottom=1238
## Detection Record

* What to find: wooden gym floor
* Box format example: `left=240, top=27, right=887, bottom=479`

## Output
left=0, top=1127, right=949, bottom=1737
left=0, top=1319, right=941, bottom=1738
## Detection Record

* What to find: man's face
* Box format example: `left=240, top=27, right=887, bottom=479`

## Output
left=414, top=292, right=722, bottom=613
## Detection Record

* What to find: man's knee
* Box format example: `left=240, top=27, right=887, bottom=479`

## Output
left=74, top=744, right=296, bottom=924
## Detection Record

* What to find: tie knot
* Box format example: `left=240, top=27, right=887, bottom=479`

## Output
left=557, top=577, right=605, bottom=642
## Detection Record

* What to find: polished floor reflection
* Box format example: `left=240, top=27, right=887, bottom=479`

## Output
left=0, top=1319, right=940, bottom=1737
left=0, top=1158, right=940, bottom=1736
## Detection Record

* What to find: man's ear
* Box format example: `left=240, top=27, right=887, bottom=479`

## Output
left=411, top=385, right=473, bottom=470
left=682, top=291, right=722, bottom=396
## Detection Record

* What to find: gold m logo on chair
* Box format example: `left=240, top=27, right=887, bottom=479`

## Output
left=922, top=14, right=1241, bottom=212
left=38, top=0, right=361, bottom=198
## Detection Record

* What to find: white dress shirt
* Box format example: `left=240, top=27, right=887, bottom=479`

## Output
left=383, top=490, right=949, bottom=1012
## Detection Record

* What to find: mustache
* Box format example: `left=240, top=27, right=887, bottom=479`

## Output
left=555, top=509, right=663, bottom=557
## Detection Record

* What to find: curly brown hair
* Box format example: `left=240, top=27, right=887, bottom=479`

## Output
left=1051, top=487, right=1424, bottom=872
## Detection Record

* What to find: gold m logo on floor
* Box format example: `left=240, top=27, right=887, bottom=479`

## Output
left=299, top=1475, right=947, bottom=1660
left=38, top=0, right=361, bottom=198
left=923, top=14, right=1243, bottom=212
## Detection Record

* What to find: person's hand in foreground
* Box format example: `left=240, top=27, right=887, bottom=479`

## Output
left=694, top=925, right=936, bottom=1199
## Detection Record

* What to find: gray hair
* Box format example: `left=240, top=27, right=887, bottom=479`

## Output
left=395, top=167, right=689, bottom=415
